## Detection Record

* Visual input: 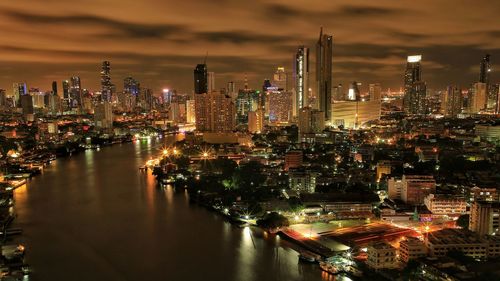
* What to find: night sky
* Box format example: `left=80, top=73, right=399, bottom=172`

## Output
left=1, top=0, right=500, bottom=94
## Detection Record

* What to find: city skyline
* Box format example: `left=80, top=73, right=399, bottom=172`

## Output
left=0, top=0, right=500, bottom=93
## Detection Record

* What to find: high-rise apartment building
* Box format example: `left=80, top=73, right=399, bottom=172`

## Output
left=70, top=76, right=82, bottom=108
left=442, top=85, right=463, bottom=117
left=268, top=90, right=291, bottom=123
left=469, top=82, right=488, bottom=113
left=124, top=77, right=140, bottom=96
left=369, top=83, right=382, bottom=101
left=207, top=72, right=215, bottom=93
left=316, top=28, right=333, bottom=121
left=194, top=90, right=235, bottom=132
left=401, top=175, right=436, bottom=205
left=12, top=82, right=27, bottom=106
left=248, top=109, right=264, bottom=133
left=479, top=54, right=491, bottom=85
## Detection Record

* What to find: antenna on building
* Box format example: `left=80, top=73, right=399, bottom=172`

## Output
left=203, top=51, right=208, bottom=65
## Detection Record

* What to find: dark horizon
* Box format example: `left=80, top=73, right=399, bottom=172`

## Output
left=0, top=0, right=499, bottom=94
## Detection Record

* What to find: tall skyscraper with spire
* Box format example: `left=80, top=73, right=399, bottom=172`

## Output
left=101, top=61, right=113, bottom=102
left=403, top=55, right=427, bottom=115
left=294, top=46, right=309, bottom=117
left=316, top=28, right=333, bottom=121
left=194, top=64, right=208, bottom=94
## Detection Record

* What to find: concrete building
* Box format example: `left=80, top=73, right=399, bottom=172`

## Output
left=194, top=91, right=235, bottom=132
left=366, top=242, right=398, bottom=270
left=284, top=150, right=303, bottom=171
left=331, top=100, right=381, bottom=129
left=268, top=90, right=291, bottom=123
left=388, top=177, right=403, bottom=200
left=424, top=194, right=467, bottom=217
left=289, top=168, right=317, bottom=193
left=298, top=107, right=325, bottom=139
left=469, top=201, right=500, bottom=236
left=399, top=237, right=427, bottom=263
left=426, top=228, right=500, bottom=259
left=369, top=83, right=382, bottom=101
left=469, top=82, right=488, bottom=114
left=475, top=124, right=500, bottom=143
left=186, top=100, right=196, bottom=123
left=248, top=109, right=264, bottom=133
left=401, top=175, right=436, bottom=205
left=94, top=101, right=113, bottom=129
left=376, top=160, right=392, bottom=182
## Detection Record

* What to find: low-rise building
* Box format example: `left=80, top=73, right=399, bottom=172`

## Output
left=399, top=237, right=427, bottom=262
left=366, top=242, right=398, bottom=270
left=424, top=194, right=467, bottom=217
left=469, top=201, right=500, bottom=236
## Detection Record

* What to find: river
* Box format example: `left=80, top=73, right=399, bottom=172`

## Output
left=12, top=138, right=335, bottom=281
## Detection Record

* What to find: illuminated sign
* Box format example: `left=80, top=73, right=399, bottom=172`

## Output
left=407, top=55, right=422, bottom=63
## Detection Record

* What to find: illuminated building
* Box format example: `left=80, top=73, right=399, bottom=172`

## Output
left=470, top=186, right=498, bottom=202
left=294, top=46, right=309, bottom=117
left=426, top=228, right=500, bottom=259
left=347, top=81, right=360, bottom=101
left=12, top=82, right=27, bottom=106
left=401, top=175, right=436, bottom=205
left=194, top=64, right=207, bottom=94
left=273, top=67, right=287, bottom=91
left=186, top=99, right=196, bottom=123
left=316, top=27, right=333, bottom=120
left=366, top=242, right=398, bottom=270
left=70, top=76, right=82, bottom=108
left=227, top=81, right=236, bottom=100
left=62, top=79, right=70, bottom=102
left=376, top=160, right=392, bottom=182
left=330, top=100, right=381, bottom=129
left=94, top=101, right=113, bottom=129
left=30, top=89, right=45, bottom=108
left=423, top=194, right=466, bottom=217
left=289, top=168, right=317, bottom=193
left=207, top=72, right=215, bottom=93
left=369, top=83, right=382, bottom=101
left=138, top=88, right=153, bottom=111
left=124, top=77, right=140, bottom=96
left=442, top=85, right=462, bottom=117
left=469, top=201, right=500, bottom=236
left=268, top=90, right=291, bottom=123
left=403, top=55, right=427, bottom=115
left=236, top=89, right=259, bottom=124
left=194, top=90, right=235, bottom=132
left=284, top=150, right=303, bottom=171
left=475, top=124, right=500, bottom=143
left=399, top=237, right=427, bottom=263
left=469, top=82, right=487, bottom=113
left=248, top=109, right=263, bottom=133
left=101, top=61, right=113, bottom=102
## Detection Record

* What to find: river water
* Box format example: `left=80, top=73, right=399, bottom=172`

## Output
left=11, top=138, right=334, bottom=281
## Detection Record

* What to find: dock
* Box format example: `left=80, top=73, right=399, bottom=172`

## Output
left=279, top=229, right=334, bottom=258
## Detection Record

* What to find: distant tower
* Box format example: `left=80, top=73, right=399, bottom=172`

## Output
left=479, top=54, right=491, bottom=84
left=194, top=64, right=208, bottom=94
left=101, top=61, right=113, bottom=102
left=316, top=28, right=333, bottom=120
left=51, top=81, right=58, bottom=96
left=294, top=46, right=309, bottom=116
left=70, top=76, right=82, bottom=108
left=207, top=72, right=215, bottom=92
left=403, top=55, right=427, bottom=115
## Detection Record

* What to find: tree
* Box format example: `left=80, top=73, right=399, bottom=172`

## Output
left=232, top=161, right=266, bottom=190
left=456, top=214, right=469, bottom=229
left=257, top=212, right=289, bottom=230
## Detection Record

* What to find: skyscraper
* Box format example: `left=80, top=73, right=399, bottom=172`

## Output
left=369, top=83, right=382, bottom=101
left=62, top=80, right=70, bottom=99
left=194, top=64, right=208, bottom=94
left=124, top=77, right=140, bottom=96
left=403, top=55, right=427, bottom=115
left=70, top=76, right=82, bottom=108
left=479, top=54, right=491, bottom=85
left=294, top=46, right=309, bottom=117
left=316, top=28, right=333, bottom=121
left=469, top=82, right=488, bottom=113
left=273, top=67, right=287, bottom=91
left=51, top=81, right=58, bottom=96
left=442, top=85, right=463, bottom=117
left=347, top=81, right=361, bottom=101
left=101, top=61, right=113, bottom=102
left=194, top=90, right=235, bottom=132
left=12, top=82, right=27, bottom=106
left=207, top=72, right=215, bottom=93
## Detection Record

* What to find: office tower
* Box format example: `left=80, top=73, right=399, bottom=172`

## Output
left=403, top=55, right=427, bottom=115
left=273, top=67, right=287, bottom=91
left=12, top=82, right=27, bottom=106
left=294, top=46, right=309, bottom=117
left=101, top=61, right=113, bottom=102
left=30, top=88, right=45, bottom=108
left=194, top=64, right=208, bottom=94
left=332, top=84, right=344, bottom=101
left=347, top=81, right=361, bottom=101
left=194, top=90, right=235, bottom=132
left=70, top=76, right=82, bottom=108
left=469, top=201, right=500, bottom=236
left=469, top=82, right=488, bottom=113
left=479, top=54, right=491, bottom=85
left=124, top=77, right=140, bottom=96
left=52, top=81, right=58, bottom=96
left=268, top=90, right=292, bottom=123
left=62, top=80, right=70, bottom=99
left=0, top=89, right=6, bottom=108
left=207, top=72, right=215, bottom=93
left=248, top=109, right=264, bottom=133
left=316, top=28, right=333, bottom=120
left=369, top=83, right=382, bottom=101
left=442, top=85, right=463, bottom=117
left=94, top=101, right=113, bottom=129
